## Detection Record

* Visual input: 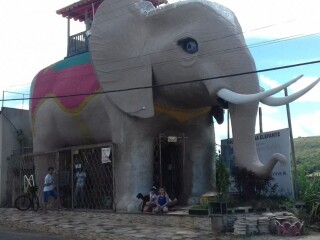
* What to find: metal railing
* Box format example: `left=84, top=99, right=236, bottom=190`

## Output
left=2, top=91, right=29, bottom=109
left=67, top=31, right=89, bottom=57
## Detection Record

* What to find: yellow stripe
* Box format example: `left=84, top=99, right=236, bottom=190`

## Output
left=154, top=103, right=210, bottom=123
left=32, top=94, right=211, bottom=137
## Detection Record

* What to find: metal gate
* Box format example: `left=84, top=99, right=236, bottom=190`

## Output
left=7, top=143, right=115, bottom=210
left=153, top=134, right=186, bottom=201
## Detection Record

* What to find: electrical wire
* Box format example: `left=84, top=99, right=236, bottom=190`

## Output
left=1, top=58, right=319, bottom=103
left=86, top=0, right=320, bottom=69
left=90, top=30, right=320, bottom=76
left=2, top=2, right=320, bottom=101
left=90, top=29, right=320, bottom=75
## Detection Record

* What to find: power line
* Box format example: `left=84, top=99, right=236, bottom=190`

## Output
left=1, top=59, right=319, bottom=103
left=91, top=30, right=320, bottom=76
left=16, top=3, right=320, bottom=81
left=6, top=30, right=318, bottom=95
left=202, top=19, right=298, bottom=44
left=3, top=2, right=320, bottom=99
left=247, top=32, right=320, bottom=49
left=92, top=30, right=320, bottom=77
left=91, top=29, right=320, bottom=75
left=88, top=0, right=320, bottom=69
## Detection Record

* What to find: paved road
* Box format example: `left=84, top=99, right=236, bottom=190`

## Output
left=0, top=226, right=67, bottom=240
left=0, top=208, right=319, bottom=240
left=1, top=224, right=320, bottom=240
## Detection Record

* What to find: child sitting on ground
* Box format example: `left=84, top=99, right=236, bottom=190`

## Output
left=153, top=187, right=170, bottom=213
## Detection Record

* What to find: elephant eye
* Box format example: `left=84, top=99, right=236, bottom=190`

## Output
left=177, top=38, right=198, bottom=54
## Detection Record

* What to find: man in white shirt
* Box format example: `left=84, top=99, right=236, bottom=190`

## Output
left=43, top=167, right=59, bottom=212
left=74, top=167, right=87, bottom=208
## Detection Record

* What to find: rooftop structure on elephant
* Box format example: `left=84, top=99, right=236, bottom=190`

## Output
left=56, top=0, right=168, bottom=21
left=57, top=0, right=168, bottom=57
left=56, top=0, right=104, bottom=22
left=57, top=0, right=104, bottom=57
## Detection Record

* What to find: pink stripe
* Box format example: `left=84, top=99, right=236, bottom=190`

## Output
left=31, top=64, right=100, bottom=114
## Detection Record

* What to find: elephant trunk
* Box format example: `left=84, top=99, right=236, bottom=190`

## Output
left=229, top=102, right=286, bottom=178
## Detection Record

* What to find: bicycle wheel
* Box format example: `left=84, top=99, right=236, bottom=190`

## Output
left=15, top=195, right=32, bottom=211
left=31, top=195, right=40, bottom=212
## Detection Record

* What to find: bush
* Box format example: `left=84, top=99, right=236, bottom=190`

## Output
left=216, top=155, right=230, bottom=200
left=296, top=170, right=320, bottom=222
left=231, top=167, right=278, bottom=202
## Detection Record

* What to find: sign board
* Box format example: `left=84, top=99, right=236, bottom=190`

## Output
left=168, top=136, right=177, bottom=142
left=101, top=147, right=112, bottom=164
left=221, top=128, right=294, bottom=199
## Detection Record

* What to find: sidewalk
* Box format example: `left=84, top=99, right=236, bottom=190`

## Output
left=0, top=208, right=218, bottom=240
left=0, top=208, right=319, bottom=240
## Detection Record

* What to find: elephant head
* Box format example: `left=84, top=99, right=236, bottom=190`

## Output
left=89, top=0, right=319, bottom=178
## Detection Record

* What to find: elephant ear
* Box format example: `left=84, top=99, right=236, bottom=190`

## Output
left=89, top=0, right=155, bottom=118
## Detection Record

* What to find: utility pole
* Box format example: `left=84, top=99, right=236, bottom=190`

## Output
left=285, top=88, right=298, bottom=199
left=259, top=107, right=263, bottom=133
left=227, top=110, right=230, bottom=139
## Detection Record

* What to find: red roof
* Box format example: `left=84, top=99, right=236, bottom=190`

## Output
left=56, top=0, right=104, bottom=22
left=148, top=0, right=168, bottom=6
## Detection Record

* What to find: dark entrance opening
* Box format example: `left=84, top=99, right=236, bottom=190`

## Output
left=153, top=135, right=186, bottom=203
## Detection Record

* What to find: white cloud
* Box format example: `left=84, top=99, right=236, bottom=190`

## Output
left=169, top=0, right=320, bottom=39
left=259, top=104, right=279, bottom=114
left=167, top=0, right=320, bottom=140
left=257, top=114, right=288, bottom=133
left=2, top=0, right=319, bottom=143
left=1, top=1, right=82, bottom=100
left=215, top=120, right=229, bottom=143
left=259, top=74, right=320, bottom=103
left=211, top=0, right=320, bottom=39
left=214, top=106, right=284, bottom=143
left=288, top=76, right=320, bottom=103
left=292, top=111, right=320, bottom=137
left=14, top=103, right=29, bottom=111
left=260, top=74, right=281, bottom=88
left=215, top=104, right=320, bottom=143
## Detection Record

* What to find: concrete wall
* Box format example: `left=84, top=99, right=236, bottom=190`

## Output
left=0, top=107, right=32, bottom=206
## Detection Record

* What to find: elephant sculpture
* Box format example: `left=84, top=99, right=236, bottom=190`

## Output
left=30, top=0, right=319, bottom=211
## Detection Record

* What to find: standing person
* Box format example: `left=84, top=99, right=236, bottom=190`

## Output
left=153, top=187, right=170, bottom=213
left=143, top=186, right=158, bottom=212
left=43, top=167, right=59, bottom=212
left=74, top=167, right=87, bottom=208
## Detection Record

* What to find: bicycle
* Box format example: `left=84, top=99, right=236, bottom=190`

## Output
left=14, top=175, right=40, bottom=212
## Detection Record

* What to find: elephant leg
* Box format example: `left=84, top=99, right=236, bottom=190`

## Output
left=115, top=137, right=155, bottom=211
left=183, top=114, right=215, bottom=205
left=104, top=99, right=159, bottom=211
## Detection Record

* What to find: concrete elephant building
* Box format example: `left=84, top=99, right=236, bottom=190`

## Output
left=30, top=0, right=319, bottom=211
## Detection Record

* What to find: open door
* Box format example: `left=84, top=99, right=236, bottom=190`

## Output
left=153, top=134, right=186, bottom=203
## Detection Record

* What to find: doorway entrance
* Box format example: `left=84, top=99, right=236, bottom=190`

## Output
left=153, top=134, right=186, bottom=202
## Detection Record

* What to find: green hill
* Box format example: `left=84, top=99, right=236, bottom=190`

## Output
left=294, top=136, right=320, bottom=173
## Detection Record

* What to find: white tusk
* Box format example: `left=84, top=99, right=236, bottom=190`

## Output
left=261, top=77, right=320, bottom=106
left=217, top=75, right=303, bottom=104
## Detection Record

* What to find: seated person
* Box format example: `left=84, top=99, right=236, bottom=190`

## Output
left=143, top=186, right=158, bottom=212
left=167, top=194, right=178, bottom=209
left=136, top=193, right=149, bottom=212
left=160, top=189, right=178, bottom=209
left=153, top=187, right=170, bottom=213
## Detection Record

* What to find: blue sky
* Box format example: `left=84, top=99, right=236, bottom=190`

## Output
left=1, top=0, right=319, bottom=140
left=209, top=0, right=320, bottom=141
left=239, top=35, right=320, bottom=138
